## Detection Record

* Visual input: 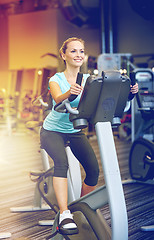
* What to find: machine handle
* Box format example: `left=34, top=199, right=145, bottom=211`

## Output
left=54, top=99, right=79, bottom=114
left=54, top=72, right=83, bottom=113
left=130, top=72, right=136, bottom=86
left=128, top=71, right=137, bottom=100
left=68, top=72, right=83, bottom=102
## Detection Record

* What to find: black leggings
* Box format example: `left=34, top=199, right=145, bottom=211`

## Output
left=40, top=128, right=99, bottom=186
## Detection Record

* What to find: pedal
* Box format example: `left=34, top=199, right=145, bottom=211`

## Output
left=141, top=225, right=154, bottom=231
left=0, top=232, right=11, bottom=239
left=39, top=220, right=54, bottom=226
left=10, top=204, right=51, bottom=212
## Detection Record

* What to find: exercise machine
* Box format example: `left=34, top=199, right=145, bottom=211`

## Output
left=40, top=70, right=131, bottom=240
left=128, top=68, right=154, bottom=232
left=0, top=232, right=11, bottom=239
left=129, top=68, right=154, bottom=181
left=10, top=142, right=81, bottom=212
left=10, top=79, right=82, bottom=227
left=10, top=139, right=82, bottom=226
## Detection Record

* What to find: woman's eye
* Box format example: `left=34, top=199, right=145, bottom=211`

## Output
left=70, top=49, right=84, bottom=53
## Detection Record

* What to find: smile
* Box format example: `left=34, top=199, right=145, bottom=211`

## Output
left=74, top=59, right=83, bottom=62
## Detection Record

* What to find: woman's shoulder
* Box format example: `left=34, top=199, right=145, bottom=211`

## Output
left=83, top=73, right=90, bottom=82
left=49, top=72, right=64, bottom=83
left=83, top=73, right=90, bottom=78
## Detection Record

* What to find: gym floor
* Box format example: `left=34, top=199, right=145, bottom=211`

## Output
left=0, top=123, right=154, bottom=240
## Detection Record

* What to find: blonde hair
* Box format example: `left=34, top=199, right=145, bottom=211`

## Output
left=59, top=37, right=85, bottom=60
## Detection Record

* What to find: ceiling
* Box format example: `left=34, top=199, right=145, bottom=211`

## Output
left=1, top=0, right=153, bottom=27
left=0, top=0, right=19, bottom=4
left=0, top=0, right=100, bottom=28
left=0, top=0, right=60, bottom=16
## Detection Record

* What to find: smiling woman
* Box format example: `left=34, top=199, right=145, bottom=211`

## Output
left=40, top=37, right=99, bottom=234
left=50, top=38, right=86, bottom=104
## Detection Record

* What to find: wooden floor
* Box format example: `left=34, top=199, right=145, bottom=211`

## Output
left=0, top=123, right=154, bottom=240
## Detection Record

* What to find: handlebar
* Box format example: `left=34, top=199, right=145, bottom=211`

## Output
left=54, top=99, right=79, bottom=114
left=32, top=95, right=48, bottom=107
left=68, top=72, right=83, bottom=102
left=128, top=72, right=137, bottom=101
left=54, top=72, right=83, bottom=114
left=130, top=72, right=136, bottom=86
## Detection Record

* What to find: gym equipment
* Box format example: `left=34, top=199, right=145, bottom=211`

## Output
left=132, top=69, right=154, bottom=139
left=0, top=232, right=11, bottom=239
left=129, top=68, right=154, bottom=141
left=129, top=69, right=154, bottom=180
left=41, top=70, right=131, bottom=240
left=10, top=145, right=81, bottom=213
left=10, top=83, right=82, bottom=226
left=128, top=68, right=154, bottom=232
left=129, top=137, right=154, bottom=181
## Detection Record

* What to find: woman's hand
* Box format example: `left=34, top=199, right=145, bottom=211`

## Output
left=130, top=83, right=138, bottom=94
left=69, top=83, right=83, bottom=96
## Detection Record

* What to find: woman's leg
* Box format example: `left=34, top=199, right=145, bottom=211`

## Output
left=40, top=129, right=69, bottom=212
left=53, top=176, right=68, bottom=213
left=69, top=132, right=99, bottom=197
left=40, top=128, right=77, bottom=229
left=80, top=182, right=96, bottom=197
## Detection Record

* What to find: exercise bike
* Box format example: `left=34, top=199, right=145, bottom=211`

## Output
left=128, top=69, right=154, bottom=231
left=39, top=70, right=131, bottom=240
left=10, top=79, right=83, bottom=227
left=0, top=232, right=11, bottom=239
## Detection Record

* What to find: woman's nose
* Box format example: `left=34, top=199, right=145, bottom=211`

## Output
left=76, top=50, right=82, bottom=56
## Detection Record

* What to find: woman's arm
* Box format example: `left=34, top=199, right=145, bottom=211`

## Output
left=130, top=82, right=138, bottom=94
left=49, top=81, right=83, bottom=104
left=128, top=82, right=139, bottom=101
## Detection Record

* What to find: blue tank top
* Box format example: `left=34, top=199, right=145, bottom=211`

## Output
left=43, top=72, right=89, bottom=133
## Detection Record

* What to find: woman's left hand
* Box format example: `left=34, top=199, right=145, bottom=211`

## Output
left=130, top=83, right=138, bottom=94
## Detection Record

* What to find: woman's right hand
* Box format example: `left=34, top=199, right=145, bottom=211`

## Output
left=69, top=83, right=83, bottom=96
left=49, top=81, right=83, bottom=104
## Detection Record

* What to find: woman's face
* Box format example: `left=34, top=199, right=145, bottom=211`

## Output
left=62, top=40, right=85, bottom=68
